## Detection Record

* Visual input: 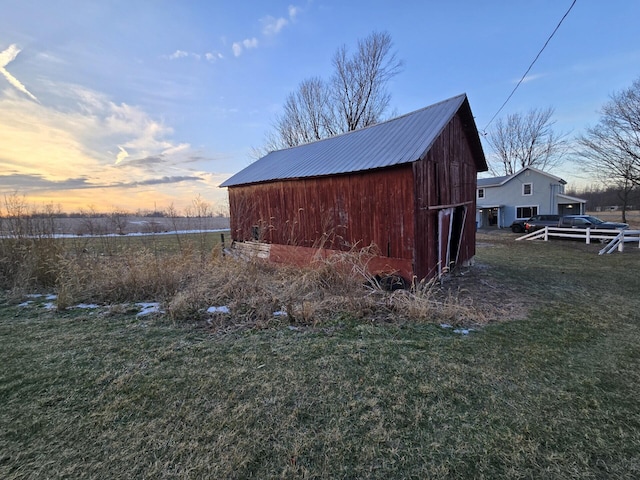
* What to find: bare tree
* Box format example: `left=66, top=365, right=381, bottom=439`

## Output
left=576, top=78, right=640, bottom=221
left=331, top=31, right=403, bottom=132
left=576, top=77, right=640, bottom=186
left=487, top=107, right=568, bottom=176
left=273, top=77, right=338, bottom=148
left=265, top=31, right=403, bottom=150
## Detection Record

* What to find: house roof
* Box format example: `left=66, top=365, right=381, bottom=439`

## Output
left=477, top=166, right=567, bottom=188
left=557, top=193, right=587, bottom=204
left=477, top=175, right=510, bottom=187
left=220, top=94, right=487, bottom=188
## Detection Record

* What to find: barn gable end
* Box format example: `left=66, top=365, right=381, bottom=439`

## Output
left=413, top=110, right=485, bottom=279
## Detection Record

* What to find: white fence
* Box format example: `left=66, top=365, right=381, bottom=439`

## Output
left=515, top=227, right=640, bottom=255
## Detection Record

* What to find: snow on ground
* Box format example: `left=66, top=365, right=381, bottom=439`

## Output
left=16, top=295, right=164, bottom=317
left=0, top=229, right=229, bottom=240
left=207, top=306, right=230, bottom=314
left=440, top=323, right=474, bottom=335
left=136, top=303, right=164, bottom=316
left=15, top=296, right=472, bottom=330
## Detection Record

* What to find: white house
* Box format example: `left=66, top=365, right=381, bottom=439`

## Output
left=476, top=167, right=586, bottom=229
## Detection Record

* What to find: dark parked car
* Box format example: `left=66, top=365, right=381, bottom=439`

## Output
left=510, top=220, right=526, bottom=233
left=558, top=215, right=628, bottom=229
left=524, top=214, right=560, bottom=233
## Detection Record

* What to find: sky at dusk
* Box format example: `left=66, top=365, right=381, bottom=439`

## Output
left=1, top=0, right=639, bottom=213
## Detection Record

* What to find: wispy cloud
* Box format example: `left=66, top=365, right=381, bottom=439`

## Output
left=205, top=52, right=224, bottom=62
left=516, top=73, right=546, bottom=84
left=0, top=44, right=38, bottom=102
left=115, top=146, right=129, bottom=165
left=166, top=49, right=223, bottom=63
left=0, top=172, right=204, bottom=191
left=232, top=38, right=258, bottom=57
left=168, top=50, right=188, bottom=60
left=0, top=173, right=91, bottom=190
left=262, top=16, right=288, bottom=36
left=167, top=49, right=201, bottom=61
left=261, top=5, right=300, bottom=35
left=128, top=175, right=203, bottom=187
left=166, top=5, right=302, bottom=62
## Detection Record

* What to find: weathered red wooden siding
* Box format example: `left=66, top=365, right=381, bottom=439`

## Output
left=412, top=112, right=480, bottom=279
left=228, top=165, right=416, bottom=262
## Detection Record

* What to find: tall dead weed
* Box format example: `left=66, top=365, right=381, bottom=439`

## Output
left=19, top=241, right=489, bottom=328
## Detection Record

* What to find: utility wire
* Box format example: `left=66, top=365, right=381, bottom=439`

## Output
left=482, top=0, right=577, bottom=133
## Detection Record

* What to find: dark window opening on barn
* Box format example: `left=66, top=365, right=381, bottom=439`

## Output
left=435, top=163, right=442, bottom=205
left=477, top=188, right=485, bottom=199
left=516, top=206, right=538, bottom=219
left=523, top=183, right=533, bottom=196
left=252, top=225, right=259, bottom=240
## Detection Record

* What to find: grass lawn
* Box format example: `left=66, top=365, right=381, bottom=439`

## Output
left=1, top=232, right=640, bottom=479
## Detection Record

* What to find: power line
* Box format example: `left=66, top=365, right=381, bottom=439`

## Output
left=482, top=0, right=577, bottom=133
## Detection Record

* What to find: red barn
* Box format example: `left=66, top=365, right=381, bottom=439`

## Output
left=220, top=94, right=488, bottom=281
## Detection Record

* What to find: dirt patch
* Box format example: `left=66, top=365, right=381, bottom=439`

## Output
left=436, top=260, right=532, bottom=324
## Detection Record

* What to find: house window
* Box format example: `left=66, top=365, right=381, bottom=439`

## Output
left=477, top=188, right=485, bottom=199
left=523, top=183, right=533, bottom=196
left=516, top=206, right=538, bottom=219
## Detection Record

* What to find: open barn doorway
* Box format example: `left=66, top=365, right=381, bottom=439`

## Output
left=438, top=205, right=467, bottom=278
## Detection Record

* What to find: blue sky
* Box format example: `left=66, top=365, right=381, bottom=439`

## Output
left=1, top=0, right=639, bottom=212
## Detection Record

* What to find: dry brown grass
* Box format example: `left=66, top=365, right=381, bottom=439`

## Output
left=47, top=242, right=493, bottom=330
left=0, top=198, right=493, bottom=328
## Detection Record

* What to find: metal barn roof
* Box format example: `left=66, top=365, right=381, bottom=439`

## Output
left=221, top=94, right=485, bottom=187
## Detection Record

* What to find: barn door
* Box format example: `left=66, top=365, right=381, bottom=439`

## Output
left=437, top=206, right=467, bottom=278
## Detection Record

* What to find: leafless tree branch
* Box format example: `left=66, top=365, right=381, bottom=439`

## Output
left=487, top=107, right=568, bottom=176
left=263, top=31, right=403, bottom=151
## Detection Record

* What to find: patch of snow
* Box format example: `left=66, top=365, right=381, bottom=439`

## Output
left=73, top=303, right=99, bottom=309
left=273, top=310, right=288, bottom=317
left=136, top=302, right=164, bottom=316
left=25, top=294, right=43, bottom=298
left=453, top=328, right=474, bottom=335
left=207, top=306, right=230, bottom=314
left=43, top=302, right=57, bottom=310
left=45, top=294, right=58, bottom=300
left=441, top=323, right=474, bottom=335
left=18, top=301, right=33, bottom=307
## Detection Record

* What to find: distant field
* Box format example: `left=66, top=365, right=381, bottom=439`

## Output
left=66, top=215, right=229, bottom=235
left=0, top=215, right=230, bottom=236
left=588, top=209, right=640, bottom=228
left=60, top=229, right=231, bottom=256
